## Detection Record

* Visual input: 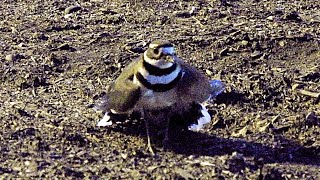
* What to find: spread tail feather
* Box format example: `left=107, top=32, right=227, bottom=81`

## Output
left=93, top=95, right=109, bottom=112
left=188, top=104, right=211, bottom=131
left=209, top=80, right=225, bottom=99
left=97, top=112, right=113, bottom=126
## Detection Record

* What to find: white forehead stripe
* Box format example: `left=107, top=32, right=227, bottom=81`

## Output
left=149, top=42, right=172, bottom=48
left=149, top=43, right=158, bottom=48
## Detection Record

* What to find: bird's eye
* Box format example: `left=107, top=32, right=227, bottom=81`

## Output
left=153, top=48, right=160, bottom=55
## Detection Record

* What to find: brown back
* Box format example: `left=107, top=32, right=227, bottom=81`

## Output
left=176, top=62, right=211, bottom=104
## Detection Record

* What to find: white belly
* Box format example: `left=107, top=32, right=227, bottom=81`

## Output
left=133, top=73, right=178, bottom=110
left=137, top=88, right=177, bottom=110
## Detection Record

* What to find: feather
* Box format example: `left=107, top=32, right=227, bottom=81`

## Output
left=97, top=112, right=112, bottom=126
left=209, top=80, right=225, bottom=98
left=188, top=104, right=211, bottom=131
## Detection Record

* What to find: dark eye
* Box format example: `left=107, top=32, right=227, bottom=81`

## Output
left=153, top=48, right=160, bottom=55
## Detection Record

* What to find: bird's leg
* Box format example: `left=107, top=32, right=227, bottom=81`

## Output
left=143, top=109, right=155, bottom=155
left=162, top=107, right=172, bottom=150
left=162, top=117, right=170, bottom=150
left=145, top=119, right=155, bottom=155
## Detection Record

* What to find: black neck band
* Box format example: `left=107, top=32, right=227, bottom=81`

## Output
left=143, top=60, right=177, bottom=76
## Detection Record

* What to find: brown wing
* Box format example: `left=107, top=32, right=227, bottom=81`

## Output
left=107, top=58, right=142, bottom=113
left=176, top=62, right=211, bottom=104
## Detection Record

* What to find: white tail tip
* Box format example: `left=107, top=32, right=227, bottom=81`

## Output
left=188, top=104, right=211, bottom=131
left=97, top=112, right=113, bottom=126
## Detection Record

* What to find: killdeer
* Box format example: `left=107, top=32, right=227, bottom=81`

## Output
left=95, top=40, right=225, bottom=154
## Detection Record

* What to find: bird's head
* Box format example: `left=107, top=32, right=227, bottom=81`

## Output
left=144, top=40, right=177, bottom=68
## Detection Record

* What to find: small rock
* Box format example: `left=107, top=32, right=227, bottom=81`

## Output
left=65, top=5, right=81, bottom=14
left=241, top=40, right=249, bottom=46
left=120, top=153, right=128, bottom=159
left=206, top=69, right=213, bottom=76
left=264, top=168, right=283, bottom=180
left=230, top=151, right=244, bottom=160
left=5, top=54, right=16, bottom=61
left=17, top=43, right=27, bottom=49
left=11, top=27, right=18, bottom=33
left=291, top=83, right=301, bottom=91
left=251, top=41, right=261, bottom=50
left=58, top=43, right=76, bottom=51
left=189, top=6, right=196, bottom=15
left=251, top=50, right=262, bottom=58
left=266, top=16, right=274, bottom=21
left=279, top=40, right=286, bottom=47
left=5, top=53, right=24, bottom=61
left=200, top=161, right=215, bottom=166
left=26, top=50, right=34, bottom=56
left=12, top=165, right=22, bottom=172
left=147, top=166, right=158, bottom=172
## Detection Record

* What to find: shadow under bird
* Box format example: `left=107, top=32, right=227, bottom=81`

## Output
left=95, top=40, right=225, bottom=154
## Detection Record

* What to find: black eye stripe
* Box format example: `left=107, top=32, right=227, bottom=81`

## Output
left=159, top=44, right=173, bottom=48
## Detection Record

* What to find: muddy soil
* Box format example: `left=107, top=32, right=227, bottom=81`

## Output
left=0, top=0, right=319, bottom=179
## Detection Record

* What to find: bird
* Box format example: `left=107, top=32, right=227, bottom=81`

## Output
left=95, top=40, right=225, bottom=154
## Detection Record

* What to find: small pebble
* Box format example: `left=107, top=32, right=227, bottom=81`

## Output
left=279, top=40, right=286, bottom=47
left=17, top=43, right=27, bottom=48
left=206, top=69, right=213, bottom=76
left=251, top=50, right=262, bottom=58
left=65, top=5, right=81, bottom=14
left=241, top=40, right=249, bottom=46
left=231, top=151, right=244, bottom=160
left=5, top=54, right=15, bottom=61
left=267, top=16, right=274, bottom=21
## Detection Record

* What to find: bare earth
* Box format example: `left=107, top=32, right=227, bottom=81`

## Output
left=0, top=0, right=319, bottom=179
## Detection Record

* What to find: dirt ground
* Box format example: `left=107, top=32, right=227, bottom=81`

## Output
left=1, top=0, right=319, bottom=179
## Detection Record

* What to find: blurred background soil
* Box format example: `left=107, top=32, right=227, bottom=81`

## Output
left=0, top=0, right=319, bottom=179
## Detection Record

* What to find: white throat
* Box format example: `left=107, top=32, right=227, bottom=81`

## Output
left=138, top=65, right=181, bottom=85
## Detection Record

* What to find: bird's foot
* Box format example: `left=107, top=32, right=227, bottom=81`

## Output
left=162, top=136, right=171, bottom=151
left=146, top=137, right=156, bottom=156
